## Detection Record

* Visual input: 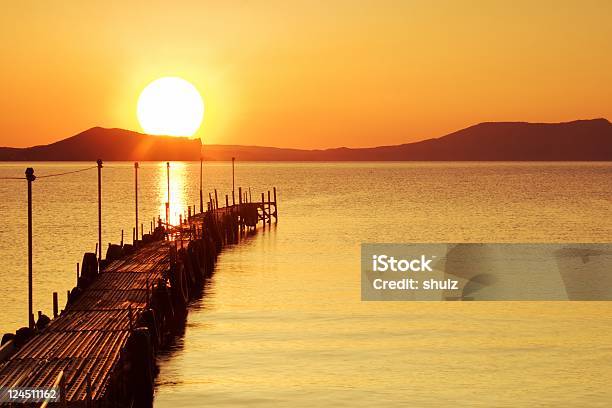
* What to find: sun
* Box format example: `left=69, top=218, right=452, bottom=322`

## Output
left=137, top=77, right=204, bottom=137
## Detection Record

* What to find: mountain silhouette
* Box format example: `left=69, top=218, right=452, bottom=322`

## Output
left=1, top=119, right=611, bottom=161
left=0, top=127, right=201, bottom=161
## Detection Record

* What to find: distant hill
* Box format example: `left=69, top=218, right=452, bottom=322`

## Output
left=0, top=127, right=202, bottom=161
left=1, top=119, right=611, bottom=161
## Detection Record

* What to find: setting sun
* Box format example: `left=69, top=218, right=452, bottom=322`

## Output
left=137, top=77, right=204, bottom=137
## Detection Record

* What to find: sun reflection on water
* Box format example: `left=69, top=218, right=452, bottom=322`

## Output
left=158, top=161, right=188, bottom=225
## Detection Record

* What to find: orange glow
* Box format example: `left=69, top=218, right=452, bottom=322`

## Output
left=158, top=162, right=188, bottom=226
left=0, top=2, right=611, bottom=148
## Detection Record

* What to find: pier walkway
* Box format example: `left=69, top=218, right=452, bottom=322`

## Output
left=0, top=192, right=277, bottom=407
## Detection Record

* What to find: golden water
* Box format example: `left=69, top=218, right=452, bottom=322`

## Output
left=1, top=162, right=611, bottom=407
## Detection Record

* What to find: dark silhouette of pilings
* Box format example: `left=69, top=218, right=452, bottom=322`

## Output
left=1, top=160, right=279, bottom=407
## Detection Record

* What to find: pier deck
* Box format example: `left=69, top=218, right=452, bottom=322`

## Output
left=0, top=196, right=277, bottom=407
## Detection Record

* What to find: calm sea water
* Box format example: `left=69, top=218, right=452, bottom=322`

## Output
left=1, top=162, right=611, bottom=407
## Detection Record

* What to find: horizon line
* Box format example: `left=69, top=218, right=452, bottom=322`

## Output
left=2, top=117, right=610, bottom=151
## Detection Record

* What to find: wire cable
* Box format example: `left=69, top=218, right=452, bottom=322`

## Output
left=1, top=165, right=97, bottom=180
left=35, top=166, right=97, bottom=179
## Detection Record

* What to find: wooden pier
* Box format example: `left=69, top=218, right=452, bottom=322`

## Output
left=0, top=187, right=278, bottom=407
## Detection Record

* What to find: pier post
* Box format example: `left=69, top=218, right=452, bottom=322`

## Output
left=239, top=187, right=242, bottom=205
left=166, top=162, right=170, bottom=225
left=225, top=194, right=229, bottom=208
left=267, top=190, right=272, bottom=224
left=199, top=155, right=204, bottom=214
left=215, top=189, right=219, bottom=210
left=53, top=292, right=58, bottom=318
left=273, top=187, right=278, bottom=222
left=25, top=167, right=35, bottom=329
left=134, top=162, right=139, bottom=242
left=261, top=192, right=265, bottom=226
left=249, top=187, right=252, bottom=203
left=97, top=159, right=103, bottom=263
left=232, top=157, right=235, bottom=201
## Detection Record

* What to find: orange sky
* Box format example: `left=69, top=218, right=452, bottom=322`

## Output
left=1, top=1, right=611, bottom=149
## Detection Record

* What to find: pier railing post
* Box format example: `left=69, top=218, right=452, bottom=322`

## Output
left=166, top=162, right=170, bottom=225
left=267, top=190, right=271, bottom=224
left=273, top=187, right=278, bottom=222
left=134, top=162, right=139, bottom=244
left=239, top=187, right=242, bottom=205
left=200, top=155, right=204, bottom=213
left=232, top=157, right=235, bottom=201
left=25, top=167, right=35, bottom=329
left=53, top=292, right=58, bottom=318
left=97, top=159, right=103, bottom=264
left=261, top=192, right=265, bottom=226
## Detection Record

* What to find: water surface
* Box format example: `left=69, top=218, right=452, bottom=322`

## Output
left=1, top=162, right=611, bottom=407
